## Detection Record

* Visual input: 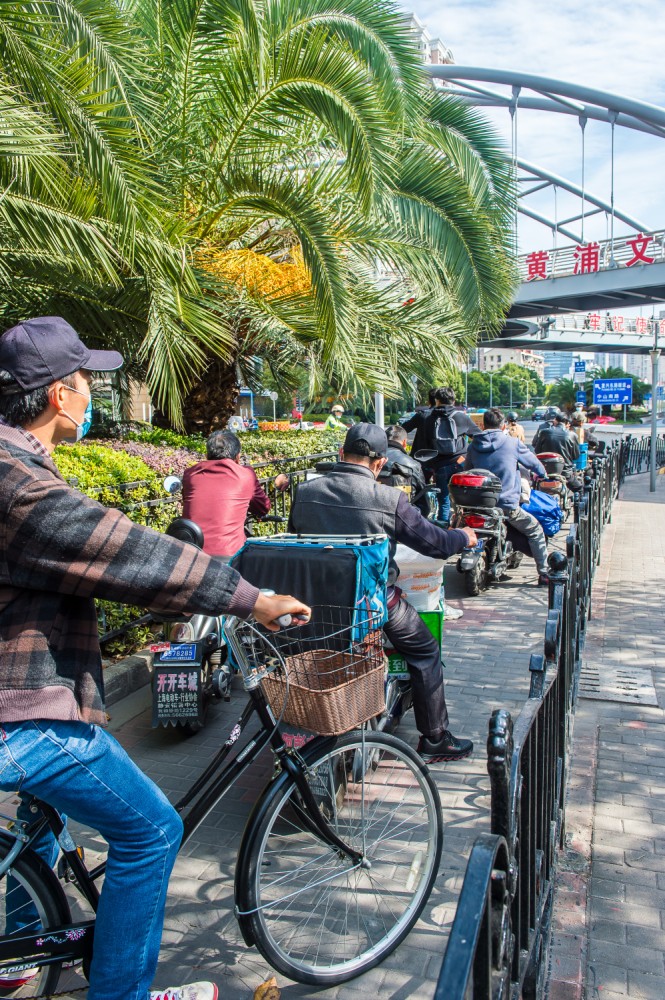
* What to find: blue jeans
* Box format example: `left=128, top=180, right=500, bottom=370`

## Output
left=0, top=720, right=183, bottom=1000
left=434, top=461, right=461, bottom=523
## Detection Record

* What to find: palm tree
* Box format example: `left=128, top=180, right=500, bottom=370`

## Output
left=0, top=0, right=518, bottom=429
left=130, top=0, right=518, bottom=429
left=0, top=1, right=234, bottom=416
left=546, top=377, right=578, bottom=412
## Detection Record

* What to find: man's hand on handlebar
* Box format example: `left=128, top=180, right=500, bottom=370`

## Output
left=253, top=592, right=312, bottom=632
left=461, top=526, right=478, bottom=547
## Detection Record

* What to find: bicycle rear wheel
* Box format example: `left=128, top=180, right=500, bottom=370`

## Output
left=0, top=836, right=71, bottom=997
left=237, top=731, right=443, bottom=986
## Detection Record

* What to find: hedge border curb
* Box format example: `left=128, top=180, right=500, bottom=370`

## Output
left=104, top=649, right=152, bottom=707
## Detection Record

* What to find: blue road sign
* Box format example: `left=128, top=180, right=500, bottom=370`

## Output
left=658, top=386, right=665, bottom=398
left=576, top=391, right=586, bottom=404
left=644, top=393, right=652, bottom=403
left=574, top=361, right=586, bottom=373
left=593, top=378, right=633, bottom=406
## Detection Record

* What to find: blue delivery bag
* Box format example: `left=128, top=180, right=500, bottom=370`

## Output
left=521, top=489, right=563, bottom=537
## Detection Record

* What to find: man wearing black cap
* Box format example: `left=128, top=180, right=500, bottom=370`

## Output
left=288, top=422, right=478, bottom=763
left=532, top=409, right=581, bottom=484
left=0, top=317, right=309, bottom=1000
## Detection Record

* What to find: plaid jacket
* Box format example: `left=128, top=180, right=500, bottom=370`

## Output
left=0, top=422, right=259, bottom=725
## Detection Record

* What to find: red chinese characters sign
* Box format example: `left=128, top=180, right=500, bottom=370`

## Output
left=525, top=232, right=658, bottom=280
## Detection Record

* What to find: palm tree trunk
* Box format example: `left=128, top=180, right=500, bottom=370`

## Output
left=153, top=357, right=240, bottom=434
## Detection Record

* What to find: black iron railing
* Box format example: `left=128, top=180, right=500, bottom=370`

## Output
left=434, top=448, right=618, bottom=1000
left=618, top=433, right=665, bottom=480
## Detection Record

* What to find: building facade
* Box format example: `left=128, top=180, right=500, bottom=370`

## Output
left=477, top=347, right=545, bottom=379
left=405, top=13, right=454, bottom=65
left=543, top=351, right=574, bottom=383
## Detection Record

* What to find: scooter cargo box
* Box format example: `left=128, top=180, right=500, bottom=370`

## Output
left=449, top=469, right=502, bottom=509
left=537, top=452, right=565, bottom=476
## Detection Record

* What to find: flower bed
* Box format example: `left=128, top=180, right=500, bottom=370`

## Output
left=54, top=428, right=343, bottom=659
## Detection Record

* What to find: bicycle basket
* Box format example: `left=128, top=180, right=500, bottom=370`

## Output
left=226, top=606, right=386, bottom=736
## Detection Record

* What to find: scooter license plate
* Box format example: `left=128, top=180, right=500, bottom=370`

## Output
left=153, top=642, right=203, bottom=664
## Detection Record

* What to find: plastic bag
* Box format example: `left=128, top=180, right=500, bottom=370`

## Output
left=521, top=489, right=563, bottom=537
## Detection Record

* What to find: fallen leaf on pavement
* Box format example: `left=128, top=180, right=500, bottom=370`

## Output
left=253, top=976, right=280, bottom=999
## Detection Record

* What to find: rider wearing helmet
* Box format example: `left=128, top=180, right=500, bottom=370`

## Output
left=505, top=410, right=525, bottom=443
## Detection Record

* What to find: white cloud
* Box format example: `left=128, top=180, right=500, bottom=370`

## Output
left=407, top=0, right=665, bottom=251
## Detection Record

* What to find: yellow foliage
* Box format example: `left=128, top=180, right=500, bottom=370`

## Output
left=196, top=246, right=310, bottom=299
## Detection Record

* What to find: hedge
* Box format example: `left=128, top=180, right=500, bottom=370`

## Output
left=55, top=429, right=342, bottom=659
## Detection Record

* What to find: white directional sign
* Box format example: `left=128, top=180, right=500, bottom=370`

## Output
left=574, top=360, right=586, bottom=384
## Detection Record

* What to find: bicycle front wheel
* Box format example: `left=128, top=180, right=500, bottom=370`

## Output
left=237, top=731, right=443, bottom=985
left=0, top=835, right=71, bottom=997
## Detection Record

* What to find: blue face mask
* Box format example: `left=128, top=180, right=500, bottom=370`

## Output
left=60, top=385, right=93, bottom=442
left=79, top=398, right=93, bottom=440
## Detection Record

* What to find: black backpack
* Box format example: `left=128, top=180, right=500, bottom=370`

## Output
left=377, top=459, right=413, bottom=497
left=428, top=409, right=465, bottom=458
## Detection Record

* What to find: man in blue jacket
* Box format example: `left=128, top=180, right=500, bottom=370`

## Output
left=464, top=408, right=549, bottom=585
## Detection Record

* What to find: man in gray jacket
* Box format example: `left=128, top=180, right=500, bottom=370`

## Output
left=464, top=408, right=549, bottom=585
left=289, top=423, right=477, bottom=763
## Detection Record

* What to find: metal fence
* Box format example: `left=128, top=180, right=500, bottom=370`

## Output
left=434, top=446, right=620, bottom=1000
left=618, top=433, right=665, bottom=480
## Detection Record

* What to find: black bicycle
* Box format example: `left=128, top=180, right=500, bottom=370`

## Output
left=0, top=608, right=443, bottom=994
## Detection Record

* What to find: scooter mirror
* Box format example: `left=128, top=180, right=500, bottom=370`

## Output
left=163, top=475, right=182, bottom=495
left=414, top=449, right=438, bottom=464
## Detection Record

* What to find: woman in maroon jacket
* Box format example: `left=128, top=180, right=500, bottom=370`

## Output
left=182, top=430, right=288, bottom=558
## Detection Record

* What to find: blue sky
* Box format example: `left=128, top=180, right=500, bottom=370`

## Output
left=408, top=0, right=665, bottom=254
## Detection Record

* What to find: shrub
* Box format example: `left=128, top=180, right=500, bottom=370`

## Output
left=54, top=428, right=343, bottom=659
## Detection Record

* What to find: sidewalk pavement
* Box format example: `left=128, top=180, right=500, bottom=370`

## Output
left=1, top=492, right=632, bottom=1000
left=27, top=533, right=555, bottom=998
left=548, top=471, right=665, bottom=1000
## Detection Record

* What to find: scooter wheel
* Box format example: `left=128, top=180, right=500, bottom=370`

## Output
left=465, top=553, right=486, bottom=596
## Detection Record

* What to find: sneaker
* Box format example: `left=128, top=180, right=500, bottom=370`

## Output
left=0, top=964, right=38, bottom=987
left=150, top=984, right=218, bottom=1000
left=537, top=573, right=549, bottom=586
left=417, top=730, right=473, bottom=763
left=443, top=603, right=464, bottom=621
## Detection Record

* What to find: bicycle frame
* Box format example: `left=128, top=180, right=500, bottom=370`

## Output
left=0, top=679, right=364, bottom=973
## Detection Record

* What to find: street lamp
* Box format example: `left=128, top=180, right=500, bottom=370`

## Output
left=489, top=371, right=494, bottom=408
left=508, top=376, right=513, bottom=410
left=650, top=342, right=660, bottom=493
left=465, top=365, right=469, bottom=408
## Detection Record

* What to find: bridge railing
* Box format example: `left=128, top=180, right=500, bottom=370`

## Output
left=517, top=228, right=665, bottom=282
left=434, top=449, right=617, bottom=1000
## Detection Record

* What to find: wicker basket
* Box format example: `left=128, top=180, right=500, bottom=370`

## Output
left=262, top=634, right=386, bottom=736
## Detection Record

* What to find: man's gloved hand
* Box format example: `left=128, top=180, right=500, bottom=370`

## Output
left=461, top=526, right=478, bottom=547
left=253, top=592, right=311, bottom=632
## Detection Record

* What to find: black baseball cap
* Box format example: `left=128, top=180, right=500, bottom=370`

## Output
left=0, top=316, right=123, bottom=393
left=343, top=422, right=388, bottom=458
